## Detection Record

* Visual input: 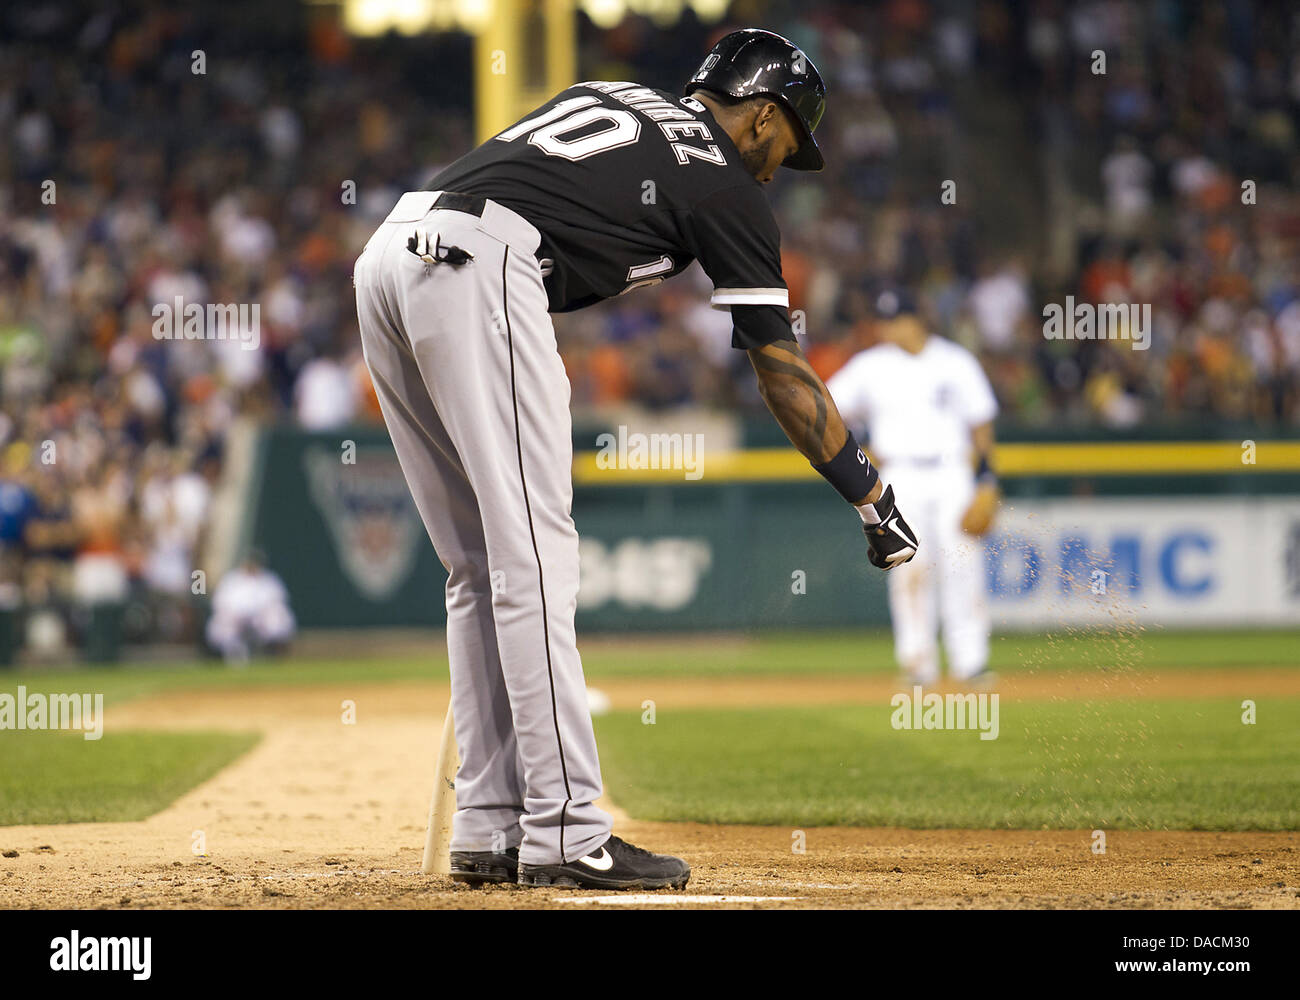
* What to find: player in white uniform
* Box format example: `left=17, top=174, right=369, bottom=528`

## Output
left=206, top=551, right=297, bottom=664
left=827, top=289, right=999, bottom=685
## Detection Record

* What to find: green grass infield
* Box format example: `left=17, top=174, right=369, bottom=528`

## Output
left=595, top=697, right=1300, bottom=830
left=0, top=729, right=259, bottom=826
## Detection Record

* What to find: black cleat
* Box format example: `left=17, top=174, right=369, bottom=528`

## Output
left=449, top=847, right=519, bottom=886
left=517, top=835, right=690, bottom=890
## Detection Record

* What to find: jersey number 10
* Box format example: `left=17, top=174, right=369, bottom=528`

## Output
left=495, top=96, right=640, bottom=161
left=496, top=95, right=677, bottom=295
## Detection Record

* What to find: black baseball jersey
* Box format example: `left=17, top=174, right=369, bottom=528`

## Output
left=428, top=81, right=793, bottom=347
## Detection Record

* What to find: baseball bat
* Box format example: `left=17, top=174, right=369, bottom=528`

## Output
left=420, top=703, right=458, bottom=875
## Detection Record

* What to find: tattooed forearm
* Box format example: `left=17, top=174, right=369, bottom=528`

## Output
left=747, top=340, right=847, bottom=464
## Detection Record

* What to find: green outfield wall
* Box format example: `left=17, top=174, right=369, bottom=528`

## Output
left=242, top=425, right=1300, bottom=631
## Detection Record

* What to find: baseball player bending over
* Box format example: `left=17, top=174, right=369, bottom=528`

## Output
left=353, top=29, right=918, bottom=891
left=828, top=289, right=999, bottom=687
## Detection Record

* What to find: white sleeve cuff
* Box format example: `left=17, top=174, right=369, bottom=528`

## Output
left=710, top=286, right=790, bottom=309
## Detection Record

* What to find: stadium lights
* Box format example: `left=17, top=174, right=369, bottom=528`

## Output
left=580, top=0, right=730, bottom=28
left=332, top=0, right=727, bottom=36
left=580, top=0, right=625, bottom=28
left=336, top=0, right=489, bottom=35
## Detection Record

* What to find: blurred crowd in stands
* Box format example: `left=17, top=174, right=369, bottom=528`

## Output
left=1, top=0, right=1298, bottom=652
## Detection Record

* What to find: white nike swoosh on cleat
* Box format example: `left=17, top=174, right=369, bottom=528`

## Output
left=577, top=847, right=614, bottom=871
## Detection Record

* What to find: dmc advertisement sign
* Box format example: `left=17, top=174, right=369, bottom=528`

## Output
left=985, top=498, right=1300, bottom=627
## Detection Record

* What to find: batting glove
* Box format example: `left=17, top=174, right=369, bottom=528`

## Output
left=863, top=485, right=919, bottom=571
left=407, top=229, right=474, bottom=267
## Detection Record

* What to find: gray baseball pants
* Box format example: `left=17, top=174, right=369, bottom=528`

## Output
left=353, top=190, right=611, bottom=865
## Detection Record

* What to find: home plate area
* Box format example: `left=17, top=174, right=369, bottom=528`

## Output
left=561, top=894, right=801, bottom=906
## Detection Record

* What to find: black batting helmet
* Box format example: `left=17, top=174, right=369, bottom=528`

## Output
left=684, top=28, right=827, bottom=171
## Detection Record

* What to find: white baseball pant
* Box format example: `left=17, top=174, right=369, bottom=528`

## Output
left=353, top=191, right=611, bottom=865
left=881, top=462, right=989, bottom=682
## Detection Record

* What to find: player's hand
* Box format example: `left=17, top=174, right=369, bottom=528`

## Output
left=960, top=483, right=999, bottom=536
left=862, top=484, right=919, bottom=570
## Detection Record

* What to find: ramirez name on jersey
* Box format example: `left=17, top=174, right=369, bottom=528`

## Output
left=428, top=81, right=787, bottom=318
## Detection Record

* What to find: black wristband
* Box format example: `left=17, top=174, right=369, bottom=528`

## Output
left=812, top=435, right=879, bottom=504
left=975, top=453, right=997, bottom=486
